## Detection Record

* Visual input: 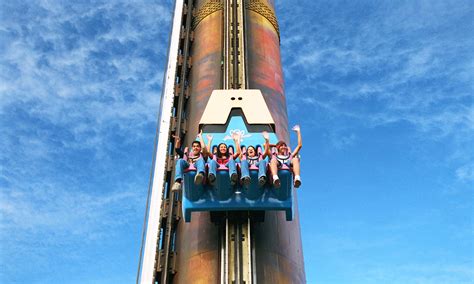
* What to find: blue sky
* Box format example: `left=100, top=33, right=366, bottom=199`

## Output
left=1, top=0, right=472, bottom=283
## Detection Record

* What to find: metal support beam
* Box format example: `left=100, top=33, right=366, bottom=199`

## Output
left=137, top=0, right=194, bottom=282
left=221, top=216, right=253, bottom=284
left=137, top=1, right=184, bottom=283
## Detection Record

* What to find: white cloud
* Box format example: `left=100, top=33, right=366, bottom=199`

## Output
left=456, top=163, right=474, bottom=182
left=279, top=0, right=473, bottom=159
left=0, top=185, right=142, bottom=237
left=0, top=1, right=171, bottom=280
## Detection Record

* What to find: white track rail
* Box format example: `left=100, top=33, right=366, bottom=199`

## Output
left=139, top=1, right=184, bottom=283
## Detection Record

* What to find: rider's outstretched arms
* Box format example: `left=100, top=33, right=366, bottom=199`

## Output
left=232, top=132, right=242, bottom=160
left=262, top=131, right=271, bottom=159
left=291, top=125, right=302, bottom=157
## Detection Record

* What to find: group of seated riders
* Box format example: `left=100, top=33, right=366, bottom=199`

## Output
left=172, top=125, right=302, bottom=191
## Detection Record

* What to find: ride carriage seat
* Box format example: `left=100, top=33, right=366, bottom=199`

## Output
left=180, top=89, right=294, bottom=222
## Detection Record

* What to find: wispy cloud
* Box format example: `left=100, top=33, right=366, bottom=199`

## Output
left=1, top=184, right=142, bottom=239
left=278, top=0, right=473, bottom=179
left=280, top=2, right=473, bottom=283
left=303, top=213, right=474, bottom=284
left=279, top=1, right=473, bottom=125
left=0, top=181, right=144, bottom=282
left=456, top=163, right=474, bottom=182
left=0, top=0, right=172, bottom=170
left=0, top=0, right=173, bottom=282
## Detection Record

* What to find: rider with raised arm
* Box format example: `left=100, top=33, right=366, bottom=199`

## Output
left=171, top=133, right=207, bottom=191
left=270, top=125, right=302, bottom=188
left=205, top=132, right=242, bottom=185
left=240, top=131, right=271, bottom=187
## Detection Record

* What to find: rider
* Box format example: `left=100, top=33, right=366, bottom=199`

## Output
left=239, top=131, right=271, bottom=187
left=270, top=125, right=302, bottom=188
left=171, top=132, right=207, bottom=191
left=205, top=132, right=241, bottom=186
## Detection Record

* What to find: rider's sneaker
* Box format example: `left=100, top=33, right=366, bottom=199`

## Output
left=208, top=173, right=216, bottom=186
left=230, top=173, right=238, bottom=185
left=242, top=176, right=251, bottom=187
left=171, top=182, right=182, bottom=192
left=273, top=177, right=281, bottom=188
left=194, top=172, right=204, bottom=185
left=294, top=175, right=302, bottom=188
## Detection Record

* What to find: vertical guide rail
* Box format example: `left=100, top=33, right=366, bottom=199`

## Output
left=223, top=217, right=253, bottom=284
left=138, top=0, right=196, bottom=282
left=221, top=218, right=230, bottom=284
left=231, top=0, right=239, bottom=89
left=243, top=219, right=252, bottom=283
left=237, top=0, right=247, bottom=89
left=229, top=0, right=246, bottom=89
left=234, top=223, right=242, bottom=284
left=225, top=0, right=246, bottom=90
left=137, top=0, right=184, bottom=283
left=241, top=0, right=248, bottom=89
left=251, top=219, right=257, bottom=283
left=220, top=0, right=253, bottom=283
left=158, top=0, right=194, bottom=283
left=223, top=0, right=230, bottom=89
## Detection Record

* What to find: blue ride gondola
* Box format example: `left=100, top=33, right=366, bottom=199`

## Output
left=181, top=89, right=295, bottom=222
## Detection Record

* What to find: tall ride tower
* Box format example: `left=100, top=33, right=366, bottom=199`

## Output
left=138, top=1, right=305, bottom=283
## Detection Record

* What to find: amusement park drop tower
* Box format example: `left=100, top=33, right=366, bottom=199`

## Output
left=138, top=1, right=305, bottom=283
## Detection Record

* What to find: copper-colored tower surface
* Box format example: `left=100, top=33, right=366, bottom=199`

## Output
left=173, top=1, right=222, bottom=282
left=174, top=0, right=305, bottom=283
left=185, top=0, right=223, bottom=138
left=246, top=1, right=305, bottom=282
left=246, top=0, right=289, bottom=141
